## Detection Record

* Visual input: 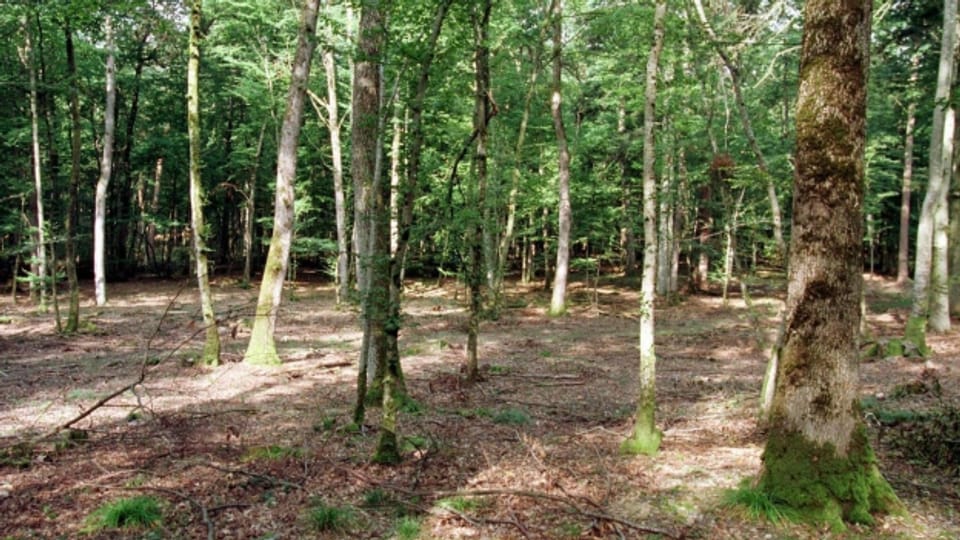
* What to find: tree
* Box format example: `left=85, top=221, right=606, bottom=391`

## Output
left=244, top=0, right=321, bottom=366
left=758, top=0, right=901, bottom=528
left=187, top=0, right=221, bottom=366
left=63, top=20, right=82, bottom=333
left=897, top=53, right=921, bottom=285
left=94, top=15, right=117, bottom=307
left=622, top=0, right=666, bottom=457
left=909, top=0, right=956, bottom=349
left=548, top=0, right=572, bottom=316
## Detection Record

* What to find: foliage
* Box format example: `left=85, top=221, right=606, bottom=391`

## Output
left=392, top=516, right=421, bottom=540
left=723, top=479, right=796, bottom=524
left=83, top=495, right=163, bottom=532
left=304, top=500, right=356, bottom=532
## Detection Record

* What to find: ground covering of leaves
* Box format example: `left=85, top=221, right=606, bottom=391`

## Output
left=0, top=273, right=958, bottom=539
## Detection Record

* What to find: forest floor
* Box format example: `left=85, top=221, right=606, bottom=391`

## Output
left=0, top=273, right=958, bottom=539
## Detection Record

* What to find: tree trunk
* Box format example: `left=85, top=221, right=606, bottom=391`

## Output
left=244, top=0, right=320, bottom=366
left=64, top=23, right=82, bottom=333
left=322, top=2, right=351, bottom=304
left=897, top=53, right=921, bottom=286
left=622, top=0, right=665, bottom=456
left=94, top=16, right=117, bottom=307
left=548, top=0, right=572, bottom=316
left=243, top=123, right=266, bottom=285
left=19, top=15, right=47, bottom=311
left=759, top=0, right=901, bottom=527
left=692, top=0, right=785, bottom=260
left=352, top=0, right=385, bottom=427
left=910, top=0, right=957, bottom=350
left=657, top=133, right=675, bottom=296
left=187, top=0, right=221, bottom=366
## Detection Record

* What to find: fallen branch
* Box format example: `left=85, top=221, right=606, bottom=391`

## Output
left=201, top=462, right=304, bottom=491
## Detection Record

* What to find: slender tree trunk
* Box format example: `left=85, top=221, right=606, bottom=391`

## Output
left=692, top=0, right=785, bottom=259
left=618, top=99, right=637, bottom=277
left=657, top=134, right=675, bottom=296
left=244, top=0, right=321, bottom=366
left=243, top=123, right=265, bottom=285
left=910, top=0, right=957, bottom=350
left=760, top=1, right=901, bottom=527
left=897, top=53, right=921, bottom=285
left=64, top=23, right=81, bottom=333
left=187, top=0, right=220, bottom=365
left=548, top=0, right=572, bottom=316
left=19, top=15, right=47, bottom=311
left=623, top=0, right=665, bottom=456
left=94, top=16, right=117, bottom=307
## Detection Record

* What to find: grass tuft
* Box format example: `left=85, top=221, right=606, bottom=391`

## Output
left=392, top=515, right=421, bottom=539
left=305, top=501, right=355, bottom=532
left=84, top=495, right=163, bottom=531
left=723, top=482, right=794, bottom=524
left=492, top=407, right=530, bottom=425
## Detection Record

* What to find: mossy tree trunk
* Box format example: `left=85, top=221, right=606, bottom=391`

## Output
left=548, top=0, right=571, bottom=317
left=351, top=0, right=385, bottom=426
left=187, top=0, right=220, bottom=366
left=64, top=23, right=82, bottom=334
left=759, top=0, right=902, bottom=529
left=94, top=15, right=116, bottom=308
left=244, top=0, right=320, bottom=366
left=910, top=0, right=957, bottom=350
left=622, top=0, right=665, bottom=457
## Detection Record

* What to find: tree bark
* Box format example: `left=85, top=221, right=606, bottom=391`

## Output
left=548, top=0, right=572, bottom=316
left=896, top=53, right=920, bottom=285
left=759, top=0, right=901, bottom=527
left=243, top=123, right=266, bottom=285
left=910, top=0, right=957, bottom=348
left=244, top=0, right=321, bottom=366
left=622, top=0, right=666, bottom=456
left=187, top=0, right=221, bottom=366
left=64, top=23, right=82, bottom=333
left=94, top=16, right=117, bottom=307
left=19, top=14, right=47, bottom=311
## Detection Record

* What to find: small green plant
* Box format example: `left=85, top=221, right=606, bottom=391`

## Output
left=84, top=495, right=163, bottom=532
left=392, top=516, right=421, bottom=539
left=363, top=488, right=390, bottom=506
left=456, top=407, right=493, bottom=419
left=305, top=501, right=355, bottom=532
left=242, top=445, right=303, bottom=462
left=313, top=416, right=337, bottom=432
left=723, top=481, right=794, bottom=524
left=0, top=442, right=33, bottom=469
left=553, top=521, right=583, bottom=538
left=487, top=364, right=508, bottom=375
left=436, top=496, right=481, bottom=513
left=399, top=396, right=424, bottom=414
left=493, top=407, right=530, bottom=425
left=401, top=435, right=429, bottom=454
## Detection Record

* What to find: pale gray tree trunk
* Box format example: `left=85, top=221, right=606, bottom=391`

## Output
left=94, top=15, right=117, bottom=307
left=549, top=0, right=572, bottom=316
left=910, top=0, right=957, bottom=348
left=897, top=53, right=921, bottom=285
left=187, top=0, right=220, bottom=365
left=244, top=0, right=321, bottom=366
left=243, top=123, right=266, bottom=285
left=64, top=23, right=82, bottom=333
left=623, top=0, right=666, bottom=456
left=19, top=15, right=47, bottom=310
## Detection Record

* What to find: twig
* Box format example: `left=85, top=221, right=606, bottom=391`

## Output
left=499, top=373, right=581, bottom=380
left=201, top=462, right=304, bottom=491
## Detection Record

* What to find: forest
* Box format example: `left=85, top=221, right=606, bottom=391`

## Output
left=1, top=0, right=959, bottom=538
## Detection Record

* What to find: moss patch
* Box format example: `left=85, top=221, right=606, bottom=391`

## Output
left=904, top=316, right=929, bottom=357
left=759, top=426, right=903, bottom=531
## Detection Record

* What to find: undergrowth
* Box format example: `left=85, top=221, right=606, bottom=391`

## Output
left=84, top=495, right=163, bottom=532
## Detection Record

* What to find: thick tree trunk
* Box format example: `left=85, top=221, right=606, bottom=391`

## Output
left=352, top=1, right=385, bottom=427
left=94, top=16, right=117, bottom=307
left=910, top=0, right=957, bottom=349
left=19, top=15, right=47, bottom=310
left=244, top=0, right=320, bottom=366
left=548, top=0, right=572, bottom=316
left=187, top=0, right=220, bottom=366
left=623, top=0, right=665, bottom=456
left=759, top=0, right=901, bottom=527
left=64, top=23, right=82, bottom=333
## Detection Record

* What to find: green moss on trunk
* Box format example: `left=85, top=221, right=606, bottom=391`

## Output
left=760, top=426, right=902, bottom=531
left=201, top=325, right=220, bottom=367
left=904, top=316, right=929, bottom=357
left=243, top=324, right=280, bottom=366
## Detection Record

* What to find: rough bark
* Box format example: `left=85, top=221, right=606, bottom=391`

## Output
left=187, top=0, right=221, bottom=366
left=622, top=0, right=666, bottom=456
left=94, top=16, right=117, bottom=307
left=64, top=23, right=81, bottom=333
left=759, top=0, right=901, bottom=528
left=910, top=0, right=957, bottom=347
left=548, top=0, right=572, bottom=316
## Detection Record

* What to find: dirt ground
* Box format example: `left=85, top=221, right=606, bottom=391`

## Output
left=0, top=273, right=958, bottom=539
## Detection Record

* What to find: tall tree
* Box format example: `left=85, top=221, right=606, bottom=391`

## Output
left=909, top=0, right=956, bottom=349
left=63, top=21, right=82, bottom=333
left=622, top=0, right=666, bottom=456
left=897, top=53, right=921, bottom=285
left=548, top=0, right=572, bottom=316
left=244, top=0, right=321, bottom=366
left=187, top=0, right=221, bottom=366
left=94, top=15, right=117, bottom=307
left=758, top=0, right=901, bottom=527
